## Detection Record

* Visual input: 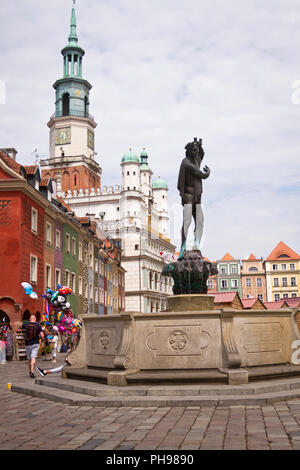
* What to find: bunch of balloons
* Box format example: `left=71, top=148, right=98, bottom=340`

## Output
left=42, top=285, right=82, bottom=335
left=21, top=281, right=82, bottom=338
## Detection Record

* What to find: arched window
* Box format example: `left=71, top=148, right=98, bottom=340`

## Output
left=0, top=310, right=10, bottom=325
left=22, top=309, right=31, bottom=322
left=63, top=171, right=70, bottom=190
left=249, top=267, right=258, bottom=272
left=62, top=93, right=70, bottom=116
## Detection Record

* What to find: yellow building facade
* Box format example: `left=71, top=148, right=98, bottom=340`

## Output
left=265, top=241, right=300, bottom=302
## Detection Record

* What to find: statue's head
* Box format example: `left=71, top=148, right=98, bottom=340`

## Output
left=185, top=141, right=198, bottom=159
left=185, top=138, right=204, bottom=160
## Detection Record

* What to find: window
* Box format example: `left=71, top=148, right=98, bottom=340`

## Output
left=72, top=237, right=76, bottom=256
left=258, top=294, right=263, bottom=301
left=89, top=284, right=93, bottom=301
left=283, top=293, right=288, bottom=299
left=84, top=283, right=88, bottom=299
left=231, top=266, right=237, bottom=274
left=281, top=264, right=287, bottom=270
left=256, top=278, right=262, bottom=287
left=95, top=259, right=98, bottom=272
left=55, top=230, right=61, bottom=250
left=135, top=244, right=139, bottom=251
left=65, top=269, right=70, bottom=287
left=290, top=264, right=295, bottom=270
left=95, top=288, right=98, bottom=303
left=46, top=222, right=52, bottom=244
left=231, top=279, right=238, bottom=288
left=220, top=267, right=226, bottom=275
left=291, top=277, right=297, bottom=287
left=273, top=278, right=279, bottom=287
left=89, top=254, right=93, bottom=269
left=78, top=242, right=83, bottom=262
left=55, top=268, right=61, bottom=287
left=274, top=294, right=280, bottom=301
left=246, top=278, right=251, bottom=287
left=66, top=233, right=71, bottom=253
left=292, top=293, right=297, bottom=298
left=45, top=264, right=51, bottom=289
left=30, top=255, right=38, bottom=283
left=272, top=264, right=278, bottom=271
left=31, top=208, right=38, bottom=234
left=282, top=277, right=288, bottom=287
left=127, top=171, right=129, bottom=176
left=249, top=267, right=258, bottom=272
left=221, top=279, right=228, bottom=289
left=71, top=273, right=76, bottom=293
left=207, top=279, right=213, bottom=289
left=78, top=276, right=83, bottom=296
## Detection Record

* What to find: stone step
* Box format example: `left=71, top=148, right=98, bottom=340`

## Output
left=35, top=375, right=300, bottom=398
left=63, top=367, right=109, bottom=384
left=10, top=380, right=300, bottom=407
left=126, top=369, right=227, bottom=384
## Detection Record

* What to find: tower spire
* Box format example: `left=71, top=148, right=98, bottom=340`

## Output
left=68, top=0, right=78, bottom=45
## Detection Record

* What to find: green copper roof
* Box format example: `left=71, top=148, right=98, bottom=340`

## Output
left=68, top=2, right=78, bottom=45
left=152, top=177, right=168, bottom=189
left=121, top=149, right=140, bottom=164
left=139, top=148, right=152, bottom=171
left=140, top=163, right=152, bottom=172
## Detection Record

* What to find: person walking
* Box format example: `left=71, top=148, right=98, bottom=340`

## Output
left=23, top=314, right=46, bottom=378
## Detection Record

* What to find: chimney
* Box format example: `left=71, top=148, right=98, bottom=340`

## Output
left=1, top=148, right=18, bottom=161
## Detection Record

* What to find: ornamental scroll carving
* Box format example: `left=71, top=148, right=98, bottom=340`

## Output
left=221, top=314, right=241, bottom=369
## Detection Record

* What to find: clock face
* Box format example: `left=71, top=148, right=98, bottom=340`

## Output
left=55, top=127, right=71, bottom=145
left=74, top=89, right=81, bottom=97
left=88, top=129, right=95, bottom=150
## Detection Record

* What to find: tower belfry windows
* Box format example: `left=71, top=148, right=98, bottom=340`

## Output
left=62, top=93, right=70, bottom=116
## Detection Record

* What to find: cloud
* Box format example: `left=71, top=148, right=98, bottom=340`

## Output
left=0, top=0, right=300, bottom=259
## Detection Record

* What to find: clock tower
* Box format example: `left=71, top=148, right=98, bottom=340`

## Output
left=40, top=0, right=101, bottom=194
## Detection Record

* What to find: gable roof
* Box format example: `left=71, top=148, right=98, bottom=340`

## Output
left=242, top=298, right=266, bottom=309
left=214, top=291, right=240, bottom=303
left=263, top=300, right=288, bottom=310
left=221, top=253, right=235, bottom=262
left=266, top=241, right=300, bottom=261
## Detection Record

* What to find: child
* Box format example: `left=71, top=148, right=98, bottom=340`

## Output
left=51, top=332, right=59, bottom=363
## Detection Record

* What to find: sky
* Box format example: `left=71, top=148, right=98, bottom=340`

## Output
left=0, top=0, right=300, bottom=260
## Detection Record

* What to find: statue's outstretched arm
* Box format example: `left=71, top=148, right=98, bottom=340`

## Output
left=184, top=161, right=210, bottom=179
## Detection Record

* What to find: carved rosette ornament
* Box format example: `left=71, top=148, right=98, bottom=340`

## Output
left=99, top=331, right=110, bottom=351
left=168, top=330, right=189, bottom=352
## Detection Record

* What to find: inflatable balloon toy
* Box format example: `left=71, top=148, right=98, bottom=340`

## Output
left=43, top=284, right=82, bottom=337
left=21, top=282, right=38, bottom=299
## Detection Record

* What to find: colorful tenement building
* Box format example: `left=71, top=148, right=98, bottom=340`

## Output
left=241, top=254, right=267, bottom=302
left=0, top=148, right=125, bottom=331
left=265, top=241, right=300, bottom=302
left=216, top=253, right=242, bottom=297
left=207, top=242, right=300, bottom=303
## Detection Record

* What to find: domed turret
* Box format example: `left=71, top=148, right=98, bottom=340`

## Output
left=152, top=177, right=168, bottom=190
left=121, top=149, right=140, bottom=164
left=152, top=176, right=169, bottom=236
left=140, top=148, right=153, bottom=199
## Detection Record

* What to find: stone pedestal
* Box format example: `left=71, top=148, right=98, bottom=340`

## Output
left=67, top=306, right=300, bottom=386
left=167, top=294, right=215, bottom=312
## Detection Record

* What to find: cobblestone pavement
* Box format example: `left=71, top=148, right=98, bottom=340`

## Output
left=2, top=358, right=300, bottom=450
